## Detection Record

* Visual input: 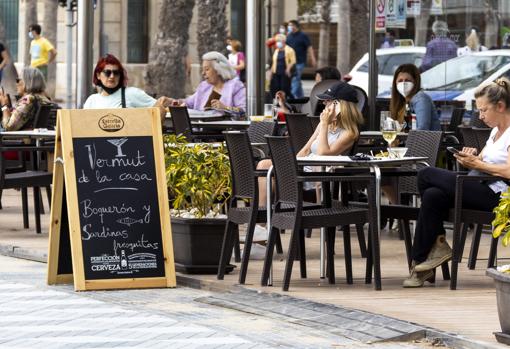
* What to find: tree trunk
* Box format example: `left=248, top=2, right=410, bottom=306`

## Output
left=337, top=0, right=351, bottom=75
left=349, top=0, right=368, bottom=70
left=414, top=0, right=431, bottom=46
left=318, top=0, right=332, bottom=68
left=43, top=0, right=58, bottom=98
left=197, top=0, right=228, bottom=60
left=484, top=0, right=499, bottom=49
left=24, top=0, right=38, bottom=67
left=145, top=0, right=195, bottom=98
left=0, top=15, right=19, bottom=94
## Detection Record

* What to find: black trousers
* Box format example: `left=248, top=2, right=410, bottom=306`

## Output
left=412, top=167, right=500, bottom=263
left=270, top=73, right=291, bottom=99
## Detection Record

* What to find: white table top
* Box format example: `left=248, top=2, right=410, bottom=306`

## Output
left=360, top=131, right=408, bottom=137
left=165, top=109, right=224, bottom=120
left=296, top=155, right=428, bottom=166
left=0, top=129, right=56, bottom=138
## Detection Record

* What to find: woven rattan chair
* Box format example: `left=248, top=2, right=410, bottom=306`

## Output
left=378, top=131, right=447, bottom=277
left=247, top=121, right=276, bottom=159
left=0, top=139, right=53, bottom=234
left=449, top=174, right=500, bottom=290
left=473, top=127, right=491, bottom=150
left=217, top=131, right=283, bottom=284
left=169, top=106, right=223, bottom=142
left=261, top=136, right=376, bottom=291
left=285, top=113, right=314, bottom=154
left=458, top=126, right=480, bottom=152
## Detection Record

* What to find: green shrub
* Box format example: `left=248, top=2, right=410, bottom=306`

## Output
left=164, top=134, right=231, bottom=218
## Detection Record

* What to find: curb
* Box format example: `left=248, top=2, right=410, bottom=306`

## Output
left=0, top=245, right=504, bottom=348
left=0, top=244, right=47, bottom=263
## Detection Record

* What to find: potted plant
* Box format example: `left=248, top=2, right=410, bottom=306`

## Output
left=488, top=188, right=510, bottom=344
left=164, top=134, right=232, bottom=274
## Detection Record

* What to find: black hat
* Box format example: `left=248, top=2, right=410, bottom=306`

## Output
left=316, top=82, right=358, bottom=103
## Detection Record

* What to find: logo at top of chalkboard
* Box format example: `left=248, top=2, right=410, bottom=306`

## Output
left=98, top=114, right=124, bottom=132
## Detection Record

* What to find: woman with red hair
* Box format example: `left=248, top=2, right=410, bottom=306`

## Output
left=83, top=54, right=169, bottom=117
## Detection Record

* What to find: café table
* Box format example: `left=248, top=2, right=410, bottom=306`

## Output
left=165, top=109, right=225, bottom=120
left=191, top=120, right=251, bottom=130
left=264, top=154, right=428, bottom=290
left=0, top=129, right=56, bottom=173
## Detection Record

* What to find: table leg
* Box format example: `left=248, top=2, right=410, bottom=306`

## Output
left=266, top=166, right=273, bottom=286
left=370, top=165, right=382, bottom=290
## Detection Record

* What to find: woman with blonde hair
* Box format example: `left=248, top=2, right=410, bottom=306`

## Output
left=403, top=77, right=510, bottom=287
left=458, top=28, right=487, bottom=56
left=251, top=82, right=364, bottom=243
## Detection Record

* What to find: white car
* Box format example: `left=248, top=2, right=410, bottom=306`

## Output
left=420, top=50, right=510, bottom=106
left=348, top=47, right=426, bottom=94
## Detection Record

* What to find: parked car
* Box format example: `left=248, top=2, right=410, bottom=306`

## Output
left=420, top=50, right=510, bottom=106
left=348, top=46, right=426, bottom=94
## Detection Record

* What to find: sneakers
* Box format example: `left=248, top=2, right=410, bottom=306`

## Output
left=240, top=225, right=267, bottom=243
left=415, top=235, right=452, bottom=272
left=403, top=263, right=434, bottom=288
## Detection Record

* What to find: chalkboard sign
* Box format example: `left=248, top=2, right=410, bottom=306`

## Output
left=47, top=108, right=176, bottom=291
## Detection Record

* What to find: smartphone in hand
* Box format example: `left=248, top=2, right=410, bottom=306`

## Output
left=447, top=146, right=461, bottom=155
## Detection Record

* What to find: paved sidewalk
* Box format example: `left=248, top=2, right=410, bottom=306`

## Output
left=0, top=255, right=445, bottom=349
left=0, top=188, right=506, bottom=348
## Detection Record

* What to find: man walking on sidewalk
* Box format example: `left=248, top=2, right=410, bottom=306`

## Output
left=285, top=20, right=316, bottom=99
left=28, top=24, right=57, bottom=81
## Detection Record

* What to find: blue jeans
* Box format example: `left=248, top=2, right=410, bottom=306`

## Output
left=291, top=63, right=305, bottom=98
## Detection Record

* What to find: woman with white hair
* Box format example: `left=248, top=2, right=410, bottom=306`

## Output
left=0, top=67, right=50, bottom=131
left=420, top=20, right=458, bottom=72
left=174, top=51, right=246, bottom=113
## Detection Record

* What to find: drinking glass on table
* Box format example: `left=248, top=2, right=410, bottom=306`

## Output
left=380, top=117, right=398, bottom=150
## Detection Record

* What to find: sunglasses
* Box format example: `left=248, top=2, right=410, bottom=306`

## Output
left=102, top=69, right=121, bottom=77
left=15, top=78, right=21, bottom=84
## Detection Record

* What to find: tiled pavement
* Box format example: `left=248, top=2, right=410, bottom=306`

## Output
left=0, top=255, right=445, bottom=349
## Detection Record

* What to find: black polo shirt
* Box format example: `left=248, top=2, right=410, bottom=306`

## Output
left=285, top=31, right=311, bottom=64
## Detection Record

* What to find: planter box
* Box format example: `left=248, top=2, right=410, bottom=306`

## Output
left=487, top=268, right=510, bottom=345
left=171, top=216, right=234, bottom=274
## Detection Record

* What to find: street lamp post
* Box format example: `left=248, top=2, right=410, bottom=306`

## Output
left=76, top=0, right=94, bottom=108
left=246, top=0, right=265, bottom=116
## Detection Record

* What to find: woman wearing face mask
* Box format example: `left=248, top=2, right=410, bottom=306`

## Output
left=270, top=34, right=296, bottom=99
left=227, top=39, right=246, bottom=82
left=84, top=54, right=170, bottom=120
left=390, top=64, right=440, bottom=131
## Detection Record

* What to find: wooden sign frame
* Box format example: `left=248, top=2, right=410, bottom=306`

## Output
left=47, top=108, right=176, bottom=291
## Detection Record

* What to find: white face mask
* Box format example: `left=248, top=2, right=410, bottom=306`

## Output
left=276, top=41, right=284, bottom=49
left=226, top=45, right=232, bottom=52
left=396, top=81, right=414, bottom=97
left=279, top=27, right=286, bottom=34
left=28, top=31, right=34, bottom=39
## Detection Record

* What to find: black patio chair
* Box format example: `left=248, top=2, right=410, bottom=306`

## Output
left=169, top=106, right=223, bottom=142
left=285, top=112, right=314, bottom=154
left=261, top=136, right=376, bottom=291
left=0, top=139, right=53, bottom=234
left=308, top=116, right=320, bottom=130
left=449, top=174, right=501, bottom=290
left=247, top=121, right=276, bottom=160
left=473, top=127, right=492, bottom=151
left=217, top=131, right=284, bottom=284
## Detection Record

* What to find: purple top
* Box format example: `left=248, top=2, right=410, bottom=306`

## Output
left=185, top=79, right=246, bottom=112
left=420, top=37, right=458, bottom=72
